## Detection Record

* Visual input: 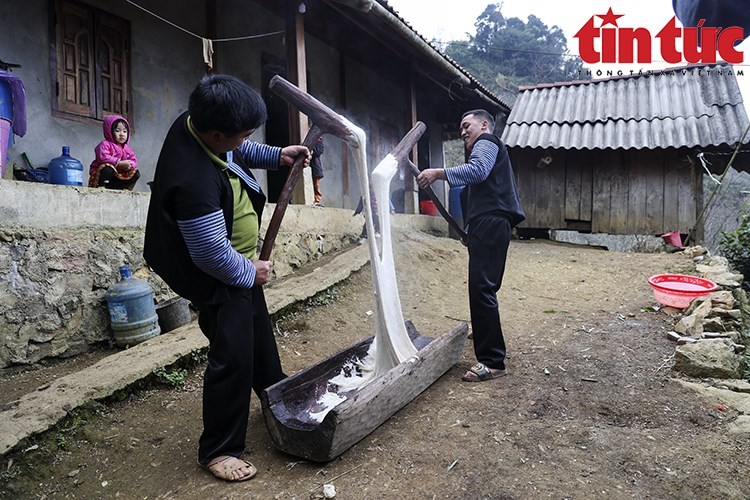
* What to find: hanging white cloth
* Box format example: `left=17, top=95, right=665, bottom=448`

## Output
left=202, top=38, right=214, bottom=70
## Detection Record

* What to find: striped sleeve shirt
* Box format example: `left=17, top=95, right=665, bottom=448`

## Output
left=235, top=141, right=281, bottom=172
left=177, top=211, right=257, bottom=288
left=444, top=139, right=499, bottom=187
left=177, top=140, right=283, bottom=289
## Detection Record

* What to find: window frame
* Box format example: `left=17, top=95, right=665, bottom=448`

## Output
left=50, top=0, right=133, bottom=126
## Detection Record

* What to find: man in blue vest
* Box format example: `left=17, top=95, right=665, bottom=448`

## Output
left=417, top=109, right=524, bottom=382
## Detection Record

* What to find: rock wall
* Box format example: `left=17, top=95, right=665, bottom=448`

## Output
left=0, top=227, right=146, bottom=365
left=0, top=181, right=371, bottom=367
left=0, top=221, right=365, bottom=367
left=666, top=247, right=750, bottom=378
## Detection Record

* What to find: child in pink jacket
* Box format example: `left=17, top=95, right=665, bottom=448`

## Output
left=88, top=114, right=140, bottom=190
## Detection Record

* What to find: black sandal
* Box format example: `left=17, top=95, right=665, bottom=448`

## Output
left=462, top=363, right=507, bottom=382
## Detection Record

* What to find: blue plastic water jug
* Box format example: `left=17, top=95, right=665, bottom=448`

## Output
left=448, top=187, right=464, bottom=240
left=48, top=146, right=83, bottom=186
left=105, top=265, right=161, bottom=348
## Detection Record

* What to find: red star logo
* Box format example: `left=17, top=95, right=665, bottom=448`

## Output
left=597, top=7, right=624, bottom=27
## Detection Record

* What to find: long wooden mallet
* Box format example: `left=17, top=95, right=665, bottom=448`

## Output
left=259, top=76, right=356, bottom=261
left=398, top=152, right=468, bottom=241
left=389, top=122, right=426, bottom=165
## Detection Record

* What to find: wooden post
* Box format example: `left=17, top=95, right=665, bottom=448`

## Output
left=690, top=149, right=705, bottom=244
left=340, top=52, right=349, bottom=198
left=404, top=76, right=419, bottom=214
left=285, top=0, right=313, bottom=204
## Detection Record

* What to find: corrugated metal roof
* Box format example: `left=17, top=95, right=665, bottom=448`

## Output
left=501, top=64, right=750, bottom=150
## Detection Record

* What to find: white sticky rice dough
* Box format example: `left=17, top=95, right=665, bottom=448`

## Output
left=308, top=119, right=418, bottom=422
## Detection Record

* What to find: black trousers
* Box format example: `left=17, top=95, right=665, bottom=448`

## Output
left=467, top=214, right=511, bottom=370
left=96, top=165, right=140, bottom=190
left=196, top=287, right=285, bottom=465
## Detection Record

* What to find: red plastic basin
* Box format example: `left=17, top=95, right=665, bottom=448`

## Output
left=647, top=274, right=718, bottom=309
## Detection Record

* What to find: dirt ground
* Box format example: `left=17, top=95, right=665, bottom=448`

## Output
left=2, top=229, right=750, bottom=500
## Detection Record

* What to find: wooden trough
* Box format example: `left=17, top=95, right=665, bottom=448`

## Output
left=260, top=321, right=468, bottom=462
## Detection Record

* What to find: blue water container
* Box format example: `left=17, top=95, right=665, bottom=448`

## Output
left=448, top=187, right=465, bottom=240
left=48, top=146, right=83, bottom=186
left=0, top=79, right=12, bottom=121
left=105, top=265, right=161, bottom=348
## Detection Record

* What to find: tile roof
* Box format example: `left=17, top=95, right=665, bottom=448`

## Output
left=501, top=64, right=750, bottom=150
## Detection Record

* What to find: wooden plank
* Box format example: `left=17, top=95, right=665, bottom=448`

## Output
left=627, top=149, right=647, bottom=233
left=546, top=153, right=567, bottom=228
left=564, top=150, right=583, bottom=221
left=690, top=151, right=705, bottom=244
left=643, top=149, right=664, bottom=234
left=261, top=321, right=468, bottom=462
left=676, top=151, right=697, bottom=234
left=663, top=149, right=681, bottom=230
left=404, top=77, right=419, bottom=215
left=514, top=150, right=536, bottom=227
left=339, top=53, right=349, bottom=196
left=579, top=152, right=593, bottom=222
left=535, top=151, right=552, bottom=226
left=609, top=150, right=630, bottom=234
left=591, top=149, right=611, bottom=233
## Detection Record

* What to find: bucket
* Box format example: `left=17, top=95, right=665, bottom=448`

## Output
left=156, top=297, right=191, bottom=333
left=661, top=231, right=683, bottom=248
left=420, top=200, right=437, bottom=216
left=105, top=265, right=160, bottom=348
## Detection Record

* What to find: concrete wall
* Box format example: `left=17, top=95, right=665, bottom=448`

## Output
left=0, top=182, right=151, bottom=229
left=0, top=0, right=208, bottom=192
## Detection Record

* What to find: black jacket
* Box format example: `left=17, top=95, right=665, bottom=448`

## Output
left=143, top=112, right=266, bottom=305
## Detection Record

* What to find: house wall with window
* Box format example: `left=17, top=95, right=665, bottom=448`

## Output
left=0, top=0, right=207, bottom=191
left=3, top=0, right=432, bottom=206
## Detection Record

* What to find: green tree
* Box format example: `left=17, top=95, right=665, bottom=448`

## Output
left=719, top=213, right=750, bottom=288
left=444, top=4, right=586, bottom=95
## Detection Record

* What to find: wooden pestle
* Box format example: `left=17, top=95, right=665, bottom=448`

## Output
left=259, top=76, right=358, bottom=261
left=395, top=122, right=468, bottom=241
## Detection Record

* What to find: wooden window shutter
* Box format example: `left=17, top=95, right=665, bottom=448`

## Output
left=55, top=0, right=96, bottom=118
left=96, top=12, right=130, bottom=120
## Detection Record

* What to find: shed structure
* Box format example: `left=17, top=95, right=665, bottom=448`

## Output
left=501, top=64, right=750, bottom=243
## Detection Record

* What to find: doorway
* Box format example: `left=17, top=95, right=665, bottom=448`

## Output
left=261, top=52, right=290, bottom=203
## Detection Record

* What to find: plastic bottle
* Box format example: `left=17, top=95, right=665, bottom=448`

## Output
left=48, top=146, right=83, bottom=186
left=105, top=265, right=161, bottom=348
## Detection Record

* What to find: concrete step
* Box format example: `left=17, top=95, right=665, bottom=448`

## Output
left=0, top=243, right=370, bottom=456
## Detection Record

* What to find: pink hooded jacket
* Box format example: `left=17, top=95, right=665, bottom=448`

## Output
left=89, top=114, right=138, bottom=178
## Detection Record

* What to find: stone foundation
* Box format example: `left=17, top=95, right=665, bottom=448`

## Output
left=0, top=181, right=368, bottom=367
